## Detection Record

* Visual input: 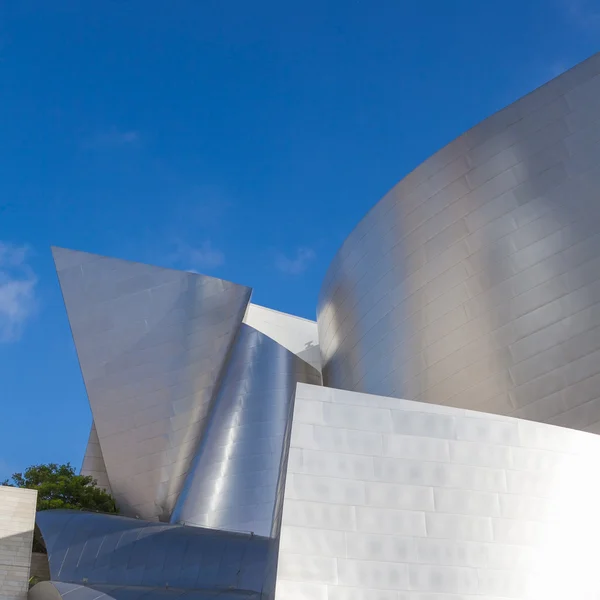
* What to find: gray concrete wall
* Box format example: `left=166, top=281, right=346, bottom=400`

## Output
left=29, top=554, right=49, bottom=584
left=274, top=383, right=600, bottom=599
left=0, top=486, right=37, bottom=600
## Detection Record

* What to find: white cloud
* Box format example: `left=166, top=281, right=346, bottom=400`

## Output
left=0, top=242, right=37, bottom=342
left=83, top=127, right=140, bottom=149
left=275, top=247, right=316, bottom=275
left=172, top=240, right=225, bottom=272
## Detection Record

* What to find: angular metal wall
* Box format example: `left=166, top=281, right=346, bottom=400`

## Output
left=30, top=581, right=262, bottom=600
left=243, top=303, right=322, bottom=372
left=53, top=248, right=251, bottom=520
left=275, top=383, right=600, bottom=599
left=171, top=324, right=321, bottom=537
left=318, top=52, right=600, bottom=432
left=35, top=510, right=270, bottom=595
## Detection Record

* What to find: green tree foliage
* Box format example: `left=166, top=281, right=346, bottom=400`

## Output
left=2, top=463, right=118, bottom=514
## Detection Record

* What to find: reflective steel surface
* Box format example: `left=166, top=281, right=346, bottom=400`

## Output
left=45, top=51, right=600, bottom=600
left=318, top=53, right=600, bottom=431
left=275, top=383, right=600, bottom=599
left=53, top=248, right=251, bottom=520
left=36, top=510, right=270, bottom=596
left=30, top=581, right=262, bottom=600
left=171, top=324, right=321, bottom=536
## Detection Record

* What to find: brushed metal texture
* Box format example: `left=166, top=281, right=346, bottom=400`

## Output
left=275, top=383, right=600, bottom=600
left=53, top=247, right=251, bottom=520
left=171, top=324, right=321, bottom=536
left=318, top=53, right=600, bottom=432
left=36, top=510, right=269, bottom=596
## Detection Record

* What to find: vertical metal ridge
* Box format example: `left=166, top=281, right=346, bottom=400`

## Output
left=171, top=324, right=321, bottom=536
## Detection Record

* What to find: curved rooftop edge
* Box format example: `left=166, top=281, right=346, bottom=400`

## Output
left=317, top=51, right=600, bottom=432
left=35, top=510, right=271, bottom=596
left=171, top=323, right=321, bottom=537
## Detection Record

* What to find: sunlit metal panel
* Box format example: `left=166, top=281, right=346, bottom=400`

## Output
left=35, top=510, right=269, bottom=596
left=275, top=383, right=600, bottom=599
left=171, top=324, right=321, bottom=536
left=53, top=248, right=251, bottom=520
left=318, top=52, right=600, bottom=432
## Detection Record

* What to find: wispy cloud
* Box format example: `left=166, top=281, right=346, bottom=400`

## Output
left=171, top=240, right=225, bottom=272
left=275, top=247, right=316, bottom=275
left=82, top=127, right=141, bottom=149
left=0, top=242, right=37, bottom=342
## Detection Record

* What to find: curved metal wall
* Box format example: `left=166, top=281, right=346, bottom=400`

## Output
left=171, top=324, right=321, bottom=536
left=318, top=52, right=600, bottom=432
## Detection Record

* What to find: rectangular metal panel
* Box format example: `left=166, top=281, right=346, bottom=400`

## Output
left=275, top=383, right=600, bottom=599
left=318, top=52, right=600, bottom=433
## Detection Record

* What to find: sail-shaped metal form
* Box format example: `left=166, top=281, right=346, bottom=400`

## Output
left=52, top=247, right=251, bottom=520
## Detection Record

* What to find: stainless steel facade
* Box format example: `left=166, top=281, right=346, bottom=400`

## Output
left=318, top=53, right=600, bottom=432
left=80, top=423, right=111, bottom=493
left=35, top=510, right=271, bottom=597
left=53, top=247, right=320, bottom=532
left=39, top=50, right=600, bottom=600
left=30, top=581, right=262, bottom=600
left=275, top=383, right=600, bottom=600
left=53, top=247, right=252, bottom=521
left=243, top=303, right=322, bottom=372
left=171, top=324, right=321, bottom=536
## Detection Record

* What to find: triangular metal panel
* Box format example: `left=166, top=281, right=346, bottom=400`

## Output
left=80, top=422, right=112, bottom=493
left=53, top=247, right=251, bottom=521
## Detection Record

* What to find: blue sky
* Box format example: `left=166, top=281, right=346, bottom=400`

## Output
left=1, top=0, right=599, bottom=480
